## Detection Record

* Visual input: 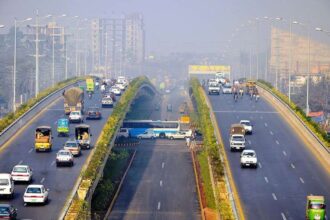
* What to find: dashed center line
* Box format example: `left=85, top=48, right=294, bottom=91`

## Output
left=50, top=161, right=55, bottom=166
left=270, top=131, right=274, bottom=135
left=247, top=140, right=251, bottom=145
left=18, top=160, right=23, bottom=165
left=281, top=212, right=287, bottom=220
left=160, top=180, right=163, bottom=187
left=290, top=163, right=295, bottom=169
left=157, top=202, right=161, bottom=210
left=258, top=162, right=262, bottom=168
left=276, top=140, right=280, bottom=145
left=264, top=177, right=269, bottom=183
left=272, top=193, right=278, bottom=201
left=28, top=148, right=33, bottom=153
left=260, top=116, right=263, bottom=119
left=264, top=123, right=268, bottom=127
left=162, top=162, right=165, bottom=169
left=299, top=177, right=305, bottom=184
left=282, top=151, right=287, bottom=156
left=40, top=177, right=45, bottom=183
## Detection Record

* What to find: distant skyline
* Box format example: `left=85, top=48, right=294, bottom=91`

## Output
left=1, top=0, right=330, bottom=55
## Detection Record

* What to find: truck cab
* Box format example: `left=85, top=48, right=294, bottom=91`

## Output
left=306, top=195, right=326, bottom=220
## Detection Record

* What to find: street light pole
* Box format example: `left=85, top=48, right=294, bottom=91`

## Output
left=289, top=18, right=293, bottom=102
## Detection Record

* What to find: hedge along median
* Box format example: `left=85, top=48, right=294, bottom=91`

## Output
left=0, top=76, right=85, bottom=133
left=257, top=80, right=330, bottom=148
left=190, top=77, right=235, bottom=219
left=65, top=76, right=149, bottom=219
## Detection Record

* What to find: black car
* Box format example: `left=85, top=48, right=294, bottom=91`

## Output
left=86, top=107, right=102, bottom=120
left=0, top=204, right=17, bottom=220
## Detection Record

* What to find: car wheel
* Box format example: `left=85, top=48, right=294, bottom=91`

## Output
left=170, top=136, right=174, bottom=140
left=151, top=136, right=155, bottom=139
left=230, top=148, right=234, bottom=152
left=138, top=136, right=142, bottom=139
left=240, top=164, right=244, bottom=168
left=24, top=202, right=28, bottom=207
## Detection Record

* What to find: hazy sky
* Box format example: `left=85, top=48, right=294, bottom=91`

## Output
left=1, top=0, right=330, bottom=55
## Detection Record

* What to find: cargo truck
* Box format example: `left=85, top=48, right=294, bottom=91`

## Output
left=63, top=87, right=84, bottom=115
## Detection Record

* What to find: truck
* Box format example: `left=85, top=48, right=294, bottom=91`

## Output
left=208, top=82, right=220, bottom=95
left=245, top=80, right=256, bottom=94
left=229, top=124, right=246, bottom=151
left=230, top=124, right=246, bottom=136
left=75, top=124, right=92, bottom=149
left=306, top=195, right=326, bottom=220
left=35, top=126, right=53, bottom=152
left=86, top=78, right=94, bottom=93
left=63, top=87, right=84, bottom=115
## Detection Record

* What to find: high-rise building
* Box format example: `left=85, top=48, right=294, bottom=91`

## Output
left=91, top=14, right=145, bottom=77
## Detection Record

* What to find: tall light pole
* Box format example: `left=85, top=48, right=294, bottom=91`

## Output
left=13, top=17, right=32, bottom=112
left=255, top=17, right=260, bottom=80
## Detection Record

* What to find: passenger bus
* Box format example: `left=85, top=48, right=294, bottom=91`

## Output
left=121, top=120, right=180, bottom=137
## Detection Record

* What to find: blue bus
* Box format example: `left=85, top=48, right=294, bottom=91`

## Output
left=122, top=120, right=180, bottom=137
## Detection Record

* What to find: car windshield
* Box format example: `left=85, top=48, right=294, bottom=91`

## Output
left=232, top=136, right=244, bottom=141
left=59, top=151, right=70, bottom=156
left=0, top=207, right=9, bottom=215
left=71, top=112, right=79, bottom=115
left=309, top=202, right=325, bottom=209
left=0, top=179, right=9, bottom=186
left=241, top=121, right=251, bottom=126
left=26, top=187, right=41, bottom=194
left=243, top=152, right=255, bottom=157
left=13, top=167, right=28, bottom=173
left=65, top=142, right=77, bottom=147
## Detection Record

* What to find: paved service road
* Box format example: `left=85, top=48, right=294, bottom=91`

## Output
left=109, top=86, right=201, bottom=220
left=0, top=87, right=117, bottom=220
left=207, top=90, right=330, bottom=220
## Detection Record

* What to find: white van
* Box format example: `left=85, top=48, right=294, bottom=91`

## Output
left=0, top=173, right=14, bottom=198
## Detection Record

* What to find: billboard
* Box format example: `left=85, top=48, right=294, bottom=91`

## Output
left=188, top=65, right=231, bottom=74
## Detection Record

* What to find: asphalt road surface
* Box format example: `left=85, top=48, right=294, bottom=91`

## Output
left=207, top=89, right=330, bottom=220
left=109, top=86, right=201, bottom=220
left=0, top=86, right=118, bottom=220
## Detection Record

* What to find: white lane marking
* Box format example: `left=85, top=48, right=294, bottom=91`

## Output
left=236, top=115, right=239, bottom=119
left=247, top=140, right=251, bottom=145
left=258, top=162, right=262, bottom=168
left=260, top=115, right=263, bottom=119
left=272, top=193, right=277, bottom=201
left=157, top=201, right=161, bottom=210
left=28, top=148, right=33, bottom=153
left=40, top=177, right=45, bottom=183
left=276, top=140, right=280, bottom=145
left=160, top=180, right=163, bottom=187
left=18, top=160, right=23, bottom=165
left=290, top=163, right=295, bottom=169
left=270, top=131, right=274, bottom=135
left=51, top=161, right=56, bottom=166
left=299, top=177, right=305, bottom=184
left=264, top=123, right=268, bottom=127
left=264, top=177, right=269, bottom=183
left=281, top=212, right=287, bottom=220
left=162, top=162, right=165, bottom=169
left=282, top=151, right=287, bottom=156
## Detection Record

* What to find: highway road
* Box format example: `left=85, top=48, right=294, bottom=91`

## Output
left=207, top=89, right=330, bottom=220
left=109, top=85, right=201, bottom=220
left=0, top=86, right=117, bottom=219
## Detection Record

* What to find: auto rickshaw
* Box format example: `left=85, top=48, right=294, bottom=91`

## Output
left=57, top=118, right=69, bottom=137
left=306, top=195, right=326, bottom=220
left=35, top=126, right=53, bottom=152
left=75, top=124, right=92, bottom=149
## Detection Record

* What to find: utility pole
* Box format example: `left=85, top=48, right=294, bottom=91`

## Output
left=35, top=11, right=40, bottom=97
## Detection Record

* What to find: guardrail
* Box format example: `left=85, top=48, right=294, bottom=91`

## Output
left=257, top=82, right=330, bottom=153
left=0, top=80, right=83, bottom=149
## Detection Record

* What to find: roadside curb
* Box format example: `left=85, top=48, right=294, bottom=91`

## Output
left=103, top=150, right=137, bottom=219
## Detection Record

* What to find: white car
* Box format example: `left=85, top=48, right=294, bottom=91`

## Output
left=240, top=120, right=253, bottom=134
left=56, top=149, right=74, bottom=166
left=69, top=111, right=83, bottom=123
left=222, top=85, right=232, bottom=94
left=23, top=184, right=49, bottom=205
left=137, top=131, right=157, bottom=139
left=11, top=165, right=33, bottom=182
left=102, top=97, right=114, bottom=107
left=230, top=134, right=246, bottom=151
left=240, top=149, right=258, bottom=168
left=115, top=83, right=126, bottom=90
left=168, top=130, right=192, bottom=140
left=110, top=87, right=121, bottom=95
left=0, top=173, right=14, bottom=198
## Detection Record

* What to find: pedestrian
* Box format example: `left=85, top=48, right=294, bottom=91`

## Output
left=186, top=137, right=191, bottom=147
